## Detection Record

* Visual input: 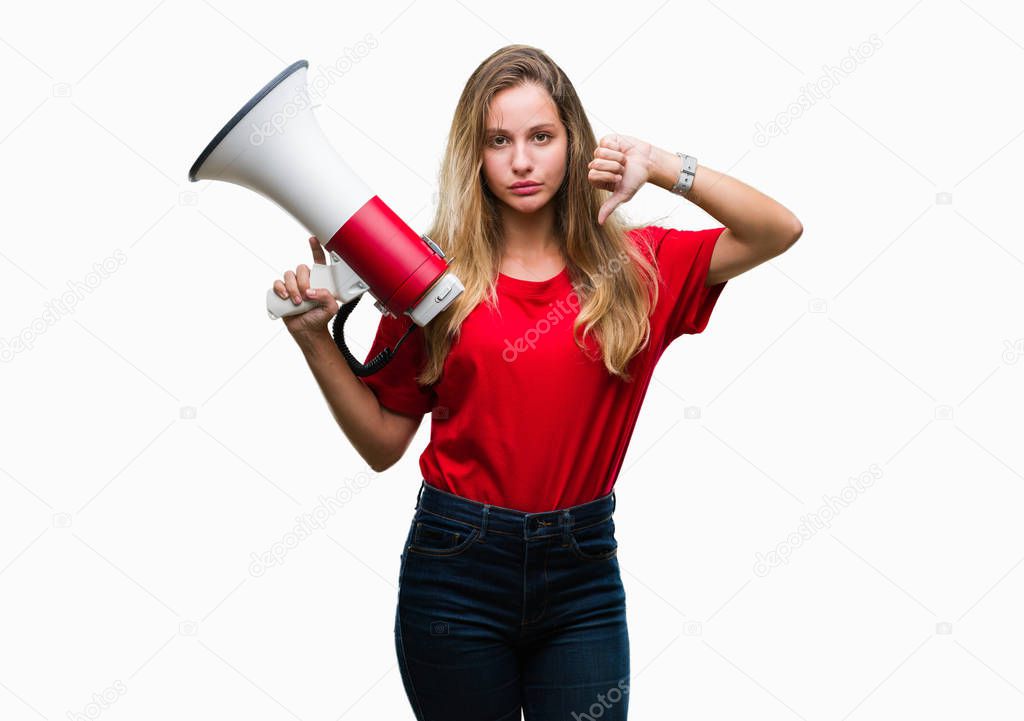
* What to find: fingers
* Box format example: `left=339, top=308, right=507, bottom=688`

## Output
left=282, top=270, right=298, bottom=304
left=599, top=134, right=621, bottom=153
left=589, top=157, right=620, bottom=171
left=589, top=151, right=624, bottom=190
left=271, top=236, right=328, bottom=310
left=296, top=263, right=310, bottom=296
left=589, top=158, right=622, bottom=174
left=593, top=146, right=626, bottom=163
left=588, top=168, right=621, bottom=190
left=308, top=236, right=327, bottom=264
left=277, top=269, right=307, bottom=305
left=274, top=271, right=336, bottom=313
left=272, top=279, right=288, bottom=300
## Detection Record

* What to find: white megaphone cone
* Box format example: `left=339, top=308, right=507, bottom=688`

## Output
left=188, top=60, right=463, bottom=375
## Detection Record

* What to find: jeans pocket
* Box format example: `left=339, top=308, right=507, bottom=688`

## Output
left=569, top=516, right=618, bottom=561
left=407, top=510, right=480, bottom=557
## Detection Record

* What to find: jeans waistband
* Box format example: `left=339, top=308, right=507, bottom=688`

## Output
left=414, top=479, right=616, bottom=542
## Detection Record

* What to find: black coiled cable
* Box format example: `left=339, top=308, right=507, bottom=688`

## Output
left=330, top=293, right=415, bottom=377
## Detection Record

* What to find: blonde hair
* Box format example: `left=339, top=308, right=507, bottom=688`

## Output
left=418, top=44, right=661, bottom=385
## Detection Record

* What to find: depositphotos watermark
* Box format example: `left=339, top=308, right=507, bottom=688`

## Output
left=1002, top=337, right=1024, bottom=364
left=753, top=463, right=882, bottom=577
left=248, top=470, right=375, bottom=577
left=66, top=679, right=127, bottom=721
left=249, top=37, right=380, bottom=147
left=501, top=249, right=631, bottom=363
left=753, top=33, right=883, bottom=147
left=1, top=248, right=127, bottom=363
left=571, top=677, right=630, bottom=721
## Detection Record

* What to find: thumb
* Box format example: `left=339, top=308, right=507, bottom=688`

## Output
left=598, top=194, right=622, bottom=225
left=306, top=287, right=339, bottom=312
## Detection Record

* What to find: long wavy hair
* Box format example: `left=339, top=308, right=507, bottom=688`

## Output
left=417, top=44, right=661, bottom=385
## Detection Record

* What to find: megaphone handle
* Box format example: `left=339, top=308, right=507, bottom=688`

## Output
left=267, top=291, right=319, bottom=319
left=266, top=263, right=338, bottom=319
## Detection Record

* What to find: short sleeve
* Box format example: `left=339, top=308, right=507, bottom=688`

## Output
left=358, top=312, right=436, bottom=417
left=650, top=225, right=728, bottom=343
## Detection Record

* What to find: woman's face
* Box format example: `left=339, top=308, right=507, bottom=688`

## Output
left=481, top=83, right=568, bottom=215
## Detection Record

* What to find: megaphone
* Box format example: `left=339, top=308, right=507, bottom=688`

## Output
left=187, top=59, right=463, bottom=375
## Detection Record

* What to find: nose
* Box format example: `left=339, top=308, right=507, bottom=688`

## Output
left=511, top=141, right=533, bottom=175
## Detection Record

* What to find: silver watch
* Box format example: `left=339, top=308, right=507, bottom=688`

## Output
left=670, top=152, right=697, bottom=196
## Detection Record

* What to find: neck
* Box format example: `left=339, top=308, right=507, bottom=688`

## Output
left=498, top=200, right=562, bottom=261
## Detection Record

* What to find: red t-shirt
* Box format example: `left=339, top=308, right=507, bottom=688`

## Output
left=359, top=225, right=728, bottom=512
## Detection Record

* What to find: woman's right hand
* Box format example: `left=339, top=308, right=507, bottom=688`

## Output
left=273, top=236, right=340, bottom=340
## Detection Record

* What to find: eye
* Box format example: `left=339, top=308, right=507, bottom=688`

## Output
left=488, top=132, right=552, bottom=148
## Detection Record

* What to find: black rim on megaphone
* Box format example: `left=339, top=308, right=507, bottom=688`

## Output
left=188, top=59, right=309, bottom=182
left=331, top=296, right=416, bottom=378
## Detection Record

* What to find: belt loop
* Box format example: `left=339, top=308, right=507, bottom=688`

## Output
left=416, top=481, right=425, bottom=509
left=611, top=490, right=616, bottom=514
left=480, top=505, right=489, bottom=543
left=561, top=510, right=572, bottom=547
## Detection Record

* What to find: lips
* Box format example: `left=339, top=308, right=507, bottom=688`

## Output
left=509, top=181, right=541, bottom=189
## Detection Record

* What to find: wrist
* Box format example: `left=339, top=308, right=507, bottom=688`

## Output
left=648, top=145, right=682, bottom=191
left=292, top=328, right=334, bottom=355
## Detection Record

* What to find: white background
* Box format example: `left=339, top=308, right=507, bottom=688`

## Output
left=1, top=0, right=1022, bottom=719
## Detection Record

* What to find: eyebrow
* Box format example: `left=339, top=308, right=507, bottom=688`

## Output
left=485, top=123, right=556, bottom=134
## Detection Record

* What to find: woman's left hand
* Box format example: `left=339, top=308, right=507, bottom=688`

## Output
left=588, top=133, right=654, bottom=225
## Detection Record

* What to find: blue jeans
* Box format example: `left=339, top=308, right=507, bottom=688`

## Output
left=394, top=480, right=630, bottom=720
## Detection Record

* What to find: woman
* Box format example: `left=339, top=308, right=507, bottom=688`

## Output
left=273, top=44, right=801, bottom=721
